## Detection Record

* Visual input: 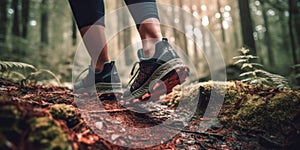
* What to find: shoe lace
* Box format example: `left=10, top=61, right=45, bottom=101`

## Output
left=127, top=61, right=140, bottom=86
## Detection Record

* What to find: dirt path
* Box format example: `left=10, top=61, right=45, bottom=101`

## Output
left=1, top=78, right=299, bottom=149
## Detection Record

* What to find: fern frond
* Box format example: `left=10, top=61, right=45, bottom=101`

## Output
left=241, top=63, right=254, bottom=69
left=255, top=77, right=270, bottom=84
left=233, top=48, right=289, bottom=88
left=269, top=74, right=285, bottom=80
left=240, top=71, right=255, bottom=77
left=254, top=69, right=272, bottom=76
left=39, top=69, right=60, bottom=84
left=26, top=69, right=60, bottom=85
left=240, top=47, right=250, bottom=54
left=232, top=56, right=246, bottom=60
left=241, top=78, right=254, bottom=82
left=233, top=59, right=248, bottom=64
left=249, top=63, right=263, bottom=67
left=249, top=79, right=262, bottom=84
left=0, top=61, right=37, bottom=72
left=232, top=55, right=258, bottom=60
left=7, top=71, right=26, bottom=81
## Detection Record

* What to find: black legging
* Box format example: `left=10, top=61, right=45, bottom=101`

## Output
left=69, top=0, right=159, bottom=29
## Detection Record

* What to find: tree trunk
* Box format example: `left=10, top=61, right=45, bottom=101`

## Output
left=21, top=0, right=30, bottom=38
left=238, top=0, right=256, bottom=55
left=178, top=0, right=189, bottom=54
left=171, top=0, right=179, bottom=48
left=72, top=19, right=77, bottom=46
left=294, top=0, right=300, bottom=49
left=12, top=0, right=21, bottom=56
left=217, top=0, right=226, bottom=42
left=122, top=9, right=133, bottom=65
left=288, top=0, right=299, bottom=64
left=117, top=2, right=123, bottom=55
left=231, top=8, right=240, bottom=49
left=41, top=0, right=49, bottom=44
left=260, top=1, right=274, bottom=66
left=189, top=1, right=199, bottom=65
left=279, top=12, right=290, bottom=51
left=0, top=0, right=8, bottom=43
left=12, top=0, right=20, bottom=37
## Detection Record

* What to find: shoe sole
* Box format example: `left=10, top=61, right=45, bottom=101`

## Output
left=96, top=82, right=122, bottom=95
left=153, top=66, right=189, bottom=93
left=126, top=58, right=189, bottom=99
left=75, top=82, right=122, bottom=95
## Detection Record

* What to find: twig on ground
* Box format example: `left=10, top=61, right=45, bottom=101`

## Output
left=195, top=141, right=208, bottom=150
left=162, top=124, right=223, bottom=138
left=85, top=109, right=129, bottom=114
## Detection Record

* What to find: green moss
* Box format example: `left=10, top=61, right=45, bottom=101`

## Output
left=192, top=82, right=300, bottom=132
left=27, top=117, right=70, bottom=150
left=49, top=104, right=81, bottom=128
left=0, top=103, right=71, bottom=149
left=233, top=90, right=300, bottom=131
left=0, top=105, right=22, bottom=131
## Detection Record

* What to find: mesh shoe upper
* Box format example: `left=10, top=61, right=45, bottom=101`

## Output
left=74, top=61, right=121, bottom=93
left=129, top=59, right=162, bottom=92
left=126, top=38, right=187, bottom=98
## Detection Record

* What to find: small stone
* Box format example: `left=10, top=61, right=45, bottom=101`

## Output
left=106, top=130, right=114, bottom=133
left=128, top=135, right=134, bottom=140
left=110, top=120, right=121, bottom=125
left=119, top=139, right=127, bottom=145
left=0, top=87, right=8, bottom=91
left=111, top=134, right=120, bottom=141
left=95, top=122, right=103, bottom=129
left=120, top=128, right=126, bottom=132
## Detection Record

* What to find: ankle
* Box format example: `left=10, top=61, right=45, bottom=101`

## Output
left=139, top=18, right=162, bottom=38
left=142, top=39, right=159, bottom=58
left=94, top=66, right=103, bottom=72
left=139, top=19, right=163, bottom=58
left=94, top=60, right=110, bottom=72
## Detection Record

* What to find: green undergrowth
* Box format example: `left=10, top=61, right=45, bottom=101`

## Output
left=0, top=61, right=60, bottom=86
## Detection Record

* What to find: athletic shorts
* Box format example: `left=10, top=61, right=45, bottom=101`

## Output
left=69, top=0, right=159, bottom=29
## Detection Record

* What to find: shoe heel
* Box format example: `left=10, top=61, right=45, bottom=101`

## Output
left=99, top=93, right=123, bottom=100
left=149, top=66, right=189, bottom=98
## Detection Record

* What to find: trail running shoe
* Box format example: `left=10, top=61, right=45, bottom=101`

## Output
left=124, top=38, right=189, bottom=99
left=74, top=61, right=122, bottom=95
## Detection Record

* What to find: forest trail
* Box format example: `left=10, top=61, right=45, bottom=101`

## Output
left=1, top=78, right=300, bottom=149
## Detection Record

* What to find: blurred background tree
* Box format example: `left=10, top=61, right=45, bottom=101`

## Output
left=0, top=0, right=299, bottom=85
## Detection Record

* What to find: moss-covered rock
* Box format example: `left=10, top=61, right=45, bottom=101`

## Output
left=0, top=102, right=71, bottom=150
left=0, top=104, right=22, bottom=131
left=232, top=90, right=300, bottom=131
left=168, top=81, right=300, bottom=133
left=27, top=117, right=70, bottom=150
left=0, top=104, right=23, bottom=149
left=214, top=82, right=300, bottom=133
left=49, top=104, right=81, bottom=128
